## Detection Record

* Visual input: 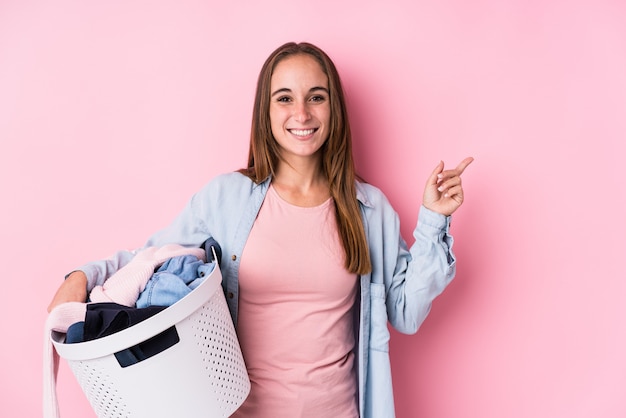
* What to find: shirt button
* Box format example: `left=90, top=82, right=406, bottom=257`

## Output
left=227, top=292, right=235, bottom=299
left=231, top=254, right=237, bottom=261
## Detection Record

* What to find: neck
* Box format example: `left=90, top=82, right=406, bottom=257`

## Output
left=272, top=156, right=330, bottom=207
left=274, top=152, right=325, bottom=189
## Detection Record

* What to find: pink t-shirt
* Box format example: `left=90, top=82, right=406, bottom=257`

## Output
left=232, top=185, right=359, bottom=418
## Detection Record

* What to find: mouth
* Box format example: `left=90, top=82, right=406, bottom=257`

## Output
left=288, top=128, right=317, bottom=137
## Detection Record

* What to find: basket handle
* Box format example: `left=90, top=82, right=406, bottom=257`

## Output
left=114, top=325, right=180, bottom=367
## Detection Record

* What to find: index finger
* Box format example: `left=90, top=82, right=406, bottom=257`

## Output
left=455, top=157, right=474, bottom=174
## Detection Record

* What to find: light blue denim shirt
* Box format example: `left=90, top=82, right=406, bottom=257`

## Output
left=78, top=172, right=456, bottom=418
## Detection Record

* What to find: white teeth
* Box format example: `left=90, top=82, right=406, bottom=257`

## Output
left=290, top=129, right=315, bottom=136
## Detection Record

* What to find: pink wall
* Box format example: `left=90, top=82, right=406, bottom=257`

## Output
left=2, top=1, right=625, bottom=416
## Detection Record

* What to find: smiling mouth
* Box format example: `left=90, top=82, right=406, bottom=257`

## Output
left=289, top=128, right=317, bottom=137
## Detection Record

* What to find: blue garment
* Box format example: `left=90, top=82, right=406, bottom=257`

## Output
left=65, top=321, right=84, bottom=344
left=135, top=254, right=215, bottom=309
left=77, top=172, right=456, bottom=418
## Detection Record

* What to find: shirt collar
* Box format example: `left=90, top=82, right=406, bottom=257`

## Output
left=355, top=181, right=373, bottom=208
left=255, top=175, right=373, bottom=208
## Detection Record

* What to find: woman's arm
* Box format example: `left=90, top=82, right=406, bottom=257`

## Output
left=47, top=271, right=88, bottom=312
left=383, top=157, right=473, bottom=333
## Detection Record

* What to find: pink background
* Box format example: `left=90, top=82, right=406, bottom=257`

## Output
left=2, top=0, right=625, bottom=417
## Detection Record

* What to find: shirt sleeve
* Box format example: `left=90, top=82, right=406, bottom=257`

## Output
left=383, top=204, right=456, bottom=334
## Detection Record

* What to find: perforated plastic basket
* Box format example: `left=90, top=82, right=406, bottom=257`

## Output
left=51, top=262, right=250, bottom=417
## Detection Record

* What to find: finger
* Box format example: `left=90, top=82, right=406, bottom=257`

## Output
left=437, top=157, right=473, bottom=182
left=455, top=156, right=474, bottom=175
left=427, top=161, right=444, bottom=186
left=443, top=184, right=463, bottom=199
left=437, top=176, right=462, bottom=193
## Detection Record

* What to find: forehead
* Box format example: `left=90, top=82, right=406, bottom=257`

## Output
left=271, top=54, right=328, bottom=88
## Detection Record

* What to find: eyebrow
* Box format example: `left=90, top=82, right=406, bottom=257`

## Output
left=271, top=86, right=329, bottom=97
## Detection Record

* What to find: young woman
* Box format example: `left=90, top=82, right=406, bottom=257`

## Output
left=48, top=42, right=473, bottom=418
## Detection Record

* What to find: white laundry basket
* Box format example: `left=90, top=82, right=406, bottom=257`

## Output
left=50, top=262, right=250, bottom=418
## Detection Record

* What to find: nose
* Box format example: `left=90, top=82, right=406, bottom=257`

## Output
left=293, top=101, right=311, bottom=123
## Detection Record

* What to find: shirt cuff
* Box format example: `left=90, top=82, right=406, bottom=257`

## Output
left=418, top=205, right=451, bottom=231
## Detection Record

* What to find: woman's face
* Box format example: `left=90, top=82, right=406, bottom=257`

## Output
left=269, top=54, right=331, bottom=164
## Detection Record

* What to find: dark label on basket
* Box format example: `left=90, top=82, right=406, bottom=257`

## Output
left=114, top=326, right=180, bottom=368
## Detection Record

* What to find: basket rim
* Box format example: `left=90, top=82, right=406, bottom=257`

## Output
left=51, top=262, right=223, bottom=361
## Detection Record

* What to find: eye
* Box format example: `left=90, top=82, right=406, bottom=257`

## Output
left=276, top=96, right=292, bottom=103
left=309, top=95, right=327, bottom=103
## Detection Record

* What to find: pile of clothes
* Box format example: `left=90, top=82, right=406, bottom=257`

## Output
left=43, top=239, right=221, bottom=418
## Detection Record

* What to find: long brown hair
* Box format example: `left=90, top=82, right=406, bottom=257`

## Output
left=239, top=42, right=371, bottom=275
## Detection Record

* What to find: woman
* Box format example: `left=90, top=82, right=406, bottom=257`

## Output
left=48, top=42, right=473, bottom=417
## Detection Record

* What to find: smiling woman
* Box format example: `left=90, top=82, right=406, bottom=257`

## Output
left=269, top=55, right=331, bottom=150
left=268, top=54, right=333, bottom=206
left=47, top=41, right=472, bottom=418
